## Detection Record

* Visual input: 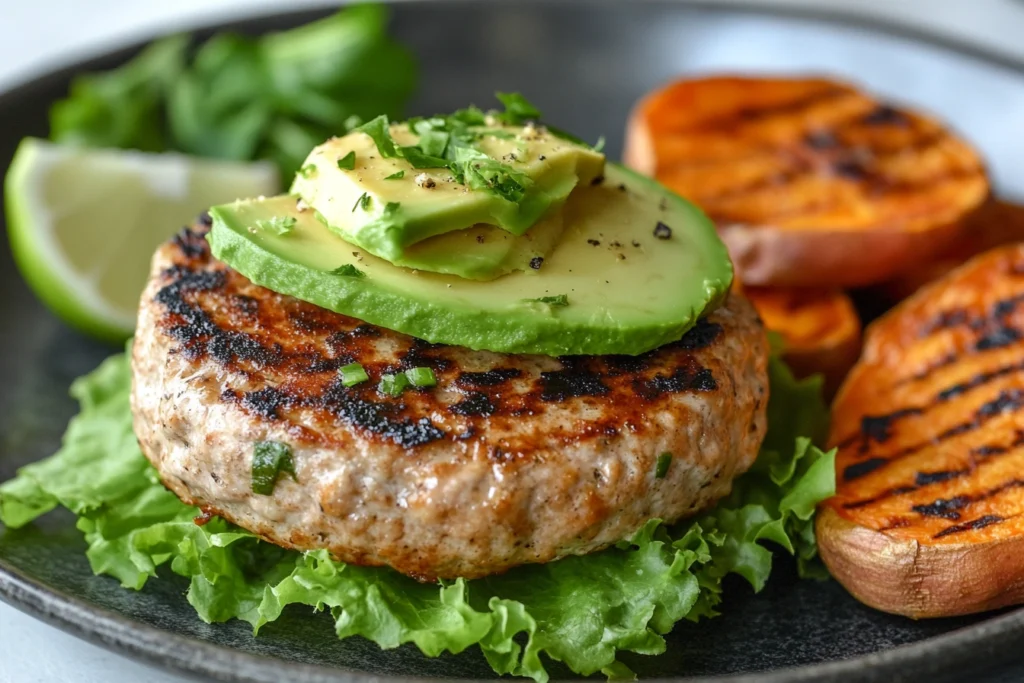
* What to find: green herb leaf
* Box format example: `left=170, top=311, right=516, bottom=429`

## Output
left=655, top=452, right=673, bottom=479
left=339, top=362, right=369, bottom=387
left=353, top=114, right=399, bottom=158
left=336, top=151, right=356, bottom=170
left=405, top=367, right=437, bottom=388
left=352, top=192, right=372, bottom=212
left=48, top=5, right=417, bottom=178
left=251, top=441, right=296, bottom=495
left=495, top=92, right=542, bottom=124
left=255, top=216, right=297, bottom=236
left=523, top=294, right=569, bottom=307
left=298, top=164, right=317, bottom=179
left=384, top=170, right=405, bottom=180
left=383, top=201, right=401, bottom=216
left=378, top=373, right=410, bottom=397
left=331, top=264, right=365, bottom=278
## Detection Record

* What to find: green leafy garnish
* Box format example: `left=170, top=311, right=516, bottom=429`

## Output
left=255, top=215, right=296, bottom=236
left=251, top=441, right=295, bottom=495
left=378, top=373, right=410, bottom=397
left=524, top=294, right=569, bottom=307
left=331, top=264, right=365, bottom=278
left=298, top=164, right=317, bottom=179
left=0, top=351, right=834, bottom=682
left=384, top=170, right=405, bottom=180
left=655, top=452, right=673, bottom=479
left=339, top=362, right=369, bottom=387
left=405, top=367, right=437, bottom=388
left=352, top=192, right=372, bottom=212
left=336, top=151, right=356, bottom=170
left=346, top=93, right=600, bottom=207
left=48, top=4, right=417, bottom=177
left=495, top=91, right=542, bottom=123
left=352, top=115, right=399, bottom=158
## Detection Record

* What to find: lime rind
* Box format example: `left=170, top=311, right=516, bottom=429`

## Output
left=4, top=138, right=278, bottom=343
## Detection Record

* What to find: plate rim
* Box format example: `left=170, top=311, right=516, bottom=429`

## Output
left=2, top=1, right=1024, bottom=682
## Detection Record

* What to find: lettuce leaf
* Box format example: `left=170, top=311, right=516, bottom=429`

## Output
left=0, top=352, right=834, bottom=681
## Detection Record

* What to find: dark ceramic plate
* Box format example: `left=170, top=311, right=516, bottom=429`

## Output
left=2, top=2, right=1024, bottom=682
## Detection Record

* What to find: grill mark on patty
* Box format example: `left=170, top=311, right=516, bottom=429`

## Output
left=455, top=368, right=522, bottom=387
left=450, top=392, right=495, bottom=417
left=316, top=381, right=445, bottom=448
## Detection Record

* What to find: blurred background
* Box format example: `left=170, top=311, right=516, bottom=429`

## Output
left=3, top=0, right=1024, bottom=90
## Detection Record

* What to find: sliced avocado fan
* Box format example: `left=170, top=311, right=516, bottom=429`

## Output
left=209, top=163, right=732, bottom=356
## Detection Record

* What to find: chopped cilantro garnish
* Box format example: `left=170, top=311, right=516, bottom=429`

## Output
left=339, top=362, right=369, bottom=387
left=331, top=264, right=365, bottom=278
left=524, top=294, right=569, bottom=307
left=352, top=192, right=372, bottom=212
left=655, top=452, right=673, bottom=479
left=255, top=216, right=297, bottom=236
left=251, top=441, right=296, bottom=495
left=383, top=201, right=401, bottom=217
left=347, top=93, right=613, bottom=208
left=336, top=151, right=356, bottom=170
left=378, top=373, right=410, bottom=397
left=384, top=170, right=405, bottom=180
left=405, top=367, right=437, bottom=388
left=353, top=115, right=399, bottom=157
left=495, top=92, right=541, bottom=123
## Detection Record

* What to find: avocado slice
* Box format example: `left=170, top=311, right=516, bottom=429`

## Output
left=394, top=206, right=566, bottom=280
left=210, top=164, right=732, bottom=356
left=290, top=123, right=604, bottom=263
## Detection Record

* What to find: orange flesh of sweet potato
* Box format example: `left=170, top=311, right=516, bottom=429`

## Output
left=820, top=244, right=1024, bottom=617
left=624, top=75, right=989, bottom=287
left=742, top=286, right=861, bottom=396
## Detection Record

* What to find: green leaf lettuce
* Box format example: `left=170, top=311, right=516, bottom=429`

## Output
left=0, top=352, right=834, bottom=681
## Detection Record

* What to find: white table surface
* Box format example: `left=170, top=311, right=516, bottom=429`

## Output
left=2, top=1, right=1024, bottom=682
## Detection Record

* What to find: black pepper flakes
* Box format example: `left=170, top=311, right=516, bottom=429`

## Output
left=538, top=155, right=547, bottom=161
left=654, top=222, right=672, bottom=240
left=659, top=197, right=667, bottom=211
left=618, top=183, right=628, bottom=192
left=591, top=175, right=605, bottom=186
left=632, top=240, right=641, bottom=248
left=587, top=239, right=601, bottom=246
left=529, top=257, right=544, bottom=270
left=610, top=241, right=622, bottom=248
left=476, top=235, right=485, bottom=244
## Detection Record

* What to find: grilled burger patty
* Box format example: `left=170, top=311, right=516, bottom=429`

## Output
left=131, top=221, right=770, bottom=580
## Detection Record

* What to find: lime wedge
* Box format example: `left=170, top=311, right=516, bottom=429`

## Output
left=5, top=138, right=279, bottom=342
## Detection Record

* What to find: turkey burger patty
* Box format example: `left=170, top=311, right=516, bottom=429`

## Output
left=131, top=223, right=769, bottom=581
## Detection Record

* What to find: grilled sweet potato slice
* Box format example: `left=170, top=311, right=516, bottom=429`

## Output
left=742, top=286, right=861, bottom=396
left=882, top=200, right=1024, bottom=301
left=624, top=75, right=989, bottom=287
left=820, top=244, right=1024, bottom=617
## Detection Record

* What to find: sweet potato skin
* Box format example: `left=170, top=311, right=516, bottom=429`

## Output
left=817, top=507, right=1024, bottom=618
left=820, top=244, right=1024, bottom=618
left=881, top=200, right=1024, bottom=302
left=625, top=75, right=989, bottom=287
left=743, top=286, right=861, bottom=396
